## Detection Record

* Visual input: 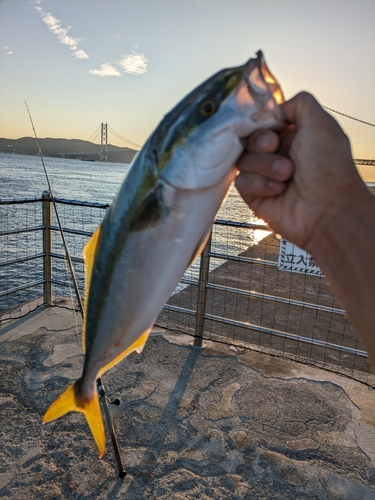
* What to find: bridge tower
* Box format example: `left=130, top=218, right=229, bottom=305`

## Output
left=100, top=122, right=108, bottom=162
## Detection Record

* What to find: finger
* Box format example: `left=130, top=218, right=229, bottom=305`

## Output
left=237, top=153, right=293, bottom=182
left=245, top=129, right=280, bottom=153
left=235, top=171, right=288, bottom=201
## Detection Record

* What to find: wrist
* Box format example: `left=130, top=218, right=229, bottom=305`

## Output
left=305, top=174, right=373, bottom=257
left=307, top=184, right=375, bottom=365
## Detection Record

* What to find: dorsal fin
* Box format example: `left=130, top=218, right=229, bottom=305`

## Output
left=82, top=224, right=102, bottom=351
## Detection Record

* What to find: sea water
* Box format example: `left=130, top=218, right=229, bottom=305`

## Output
left=0, top=152, right=262, bottom=218
left=0, top=151, right=270, bottom=230
left=0, top=153, right=270, bottom=311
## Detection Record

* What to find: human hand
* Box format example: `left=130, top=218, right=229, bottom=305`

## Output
left=235, top=92, right=365, bottom=254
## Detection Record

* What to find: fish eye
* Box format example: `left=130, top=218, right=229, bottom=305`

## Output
left=199, top=100, right=217, bottom=117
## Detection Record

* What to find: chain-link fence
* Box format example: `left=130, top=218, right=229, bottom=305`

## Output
left=1, top=192, right=373, bottom=386
left=0, top=194, right=108, bottom=319
left=0, top=196, right=45, bottom=319
left=157, top=221, right=373, bottom=385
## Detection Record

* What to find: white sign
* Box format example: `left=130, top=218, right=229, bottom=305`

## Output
left=277, top=238, right=323, bottom=276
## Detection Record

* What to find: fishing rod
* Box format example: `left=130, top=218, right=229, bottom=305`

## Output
left=25, top=101, right=84, bottom=316
left=25, top=101, right=126, bottom=478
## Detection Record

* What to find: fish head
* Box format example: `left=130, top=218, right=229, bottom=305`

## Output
left=153, top=50, right=285, bottom=191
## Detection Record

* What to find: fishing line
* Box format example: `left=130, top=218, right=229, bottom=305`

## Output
left=24, top=102, right=126, bottom=478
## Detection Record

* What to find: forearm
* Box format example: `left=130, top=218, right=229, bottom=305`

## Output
left=309, top=187, right=375, bottom=368
left=237, top=93, right=375, bottom=367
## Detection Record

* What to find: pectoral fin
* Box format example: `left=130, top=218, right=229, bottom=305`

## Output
left=130, top=185, right=168, bottom=231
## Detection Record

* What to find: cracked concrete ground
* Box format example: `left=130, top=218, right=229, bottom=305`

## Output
left=0, top=306, right=375, bottom=499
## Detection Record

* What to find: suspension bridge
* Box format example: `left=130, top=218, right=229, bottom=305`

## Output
left=2, top=108, right=374, bottom=170
left=65, top=108, right=375, bottom=170
left=55, top=122, right=142, bottom=163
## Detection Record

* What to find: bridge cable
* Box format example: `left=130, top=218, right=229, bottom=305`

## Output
left=108, top=125, right=142, bottom=149
left=323, top=106, right=375, bottom=128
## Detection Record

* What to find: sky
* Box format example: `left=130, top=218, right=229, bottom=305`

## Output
left=1, top=0, right=375, bottom=155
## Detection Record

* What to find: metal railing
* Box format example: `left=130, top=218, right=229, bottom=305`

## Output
left=0, top=193, right=108, bottom=317
left=160, top=225, right=368, bottom=358
left=0, top=193, right=372, bottom=385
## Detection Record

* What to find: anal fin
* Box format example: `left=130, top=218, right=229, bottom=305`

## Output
left=99, top=328, right=152, bottom=376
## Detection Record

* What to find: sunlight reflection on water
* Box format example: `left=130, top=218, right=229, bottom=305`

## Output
left=0, top=153, right=271, bottom=302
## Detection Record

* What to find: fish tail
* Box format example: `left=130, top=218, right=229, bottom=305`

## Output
left=43, top=380, right=106, bottom=458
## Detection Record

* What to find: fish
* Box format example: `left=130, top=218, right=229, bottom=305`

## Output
left=43, top=50, right=285, bottom=458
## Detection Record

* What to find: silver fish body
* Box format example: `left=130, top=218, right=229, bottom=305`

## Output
left=44, top=50, right=285, bottom=457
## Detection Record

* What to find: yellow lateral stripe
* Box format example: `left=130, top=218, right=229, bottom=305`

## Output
left=98, top=328, right=151, bottom=377
left=43, top=381, right=106, bottom=459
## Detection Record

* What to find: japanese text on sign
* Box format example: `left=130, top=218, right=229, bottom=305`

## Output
left=277, top=239, right=323, bottom=276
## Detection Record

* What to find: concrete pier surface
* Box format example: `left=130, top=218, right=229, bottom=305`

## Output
left=0, top=306, right=375, bottom=499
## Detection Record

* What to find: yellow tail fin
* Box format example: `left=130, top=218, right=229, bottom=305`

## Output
left=43, top=381, right=106, bottom=458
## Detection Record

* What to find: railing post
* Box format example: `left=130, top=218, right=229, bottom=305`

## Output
left=42, top=191, right=52, bottom=306
left=194, top=231, right=212, bottom=344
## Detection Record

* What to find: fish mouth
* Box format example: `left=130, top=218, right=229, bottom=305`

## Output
left=244, top=50, right=285, bottom=115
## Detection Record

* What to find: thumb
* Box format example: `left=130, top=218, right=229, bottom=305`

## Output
left=281, top=92, right=327, bottom=128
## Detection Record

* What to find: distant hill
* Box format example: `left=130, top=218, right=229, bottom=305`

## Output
left=0, top=137, right=138, bottom=164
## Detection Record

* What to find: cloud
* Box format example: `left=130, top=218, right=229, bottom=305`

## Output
left=34, top=6, right=89, bottom=59
left=32, top=3, right=148, bottom=78
left=89, top=51, right=148, bottom=78
left=89, top=63, right=121, bottom=77
left=74, top=49, right=89, bottom=60
left=119, top=52, right=148, bottom=75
